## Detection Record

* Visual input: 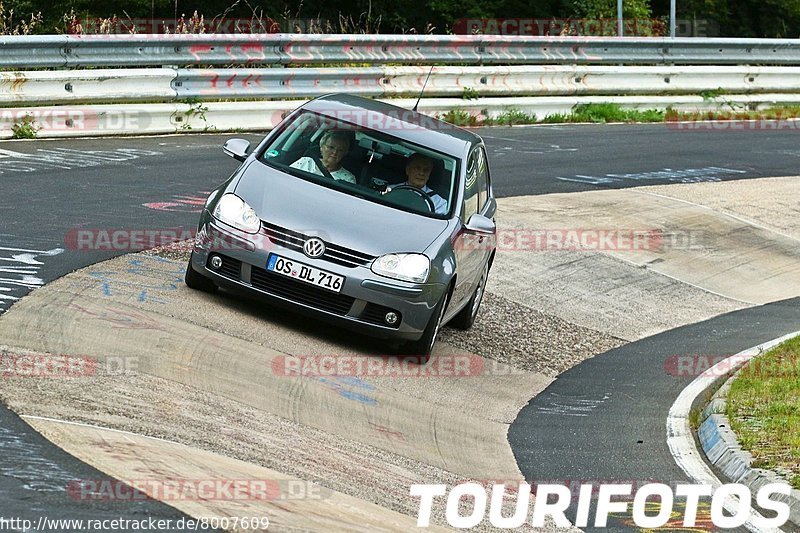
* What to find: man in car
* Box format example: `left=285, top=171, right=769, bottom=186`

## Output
left=291, top=130, right=356, bottom=183
left=403, top=153, right=447, bottom=214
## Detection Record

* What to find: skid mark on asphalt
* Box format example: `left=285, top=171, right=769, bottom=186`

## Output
left=534, top=391, right=611, bottom=417
left=0, top=244, right=63, bottom=314
left=68, top=303, right=166, bottom=331
left=369, top=422, right=406, bottom=442
left=0, top=148, right=163, bottom=173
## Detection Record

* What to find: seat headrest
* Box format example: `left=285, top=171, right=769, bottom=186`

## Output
left=426, top=158, right=448, bottom=198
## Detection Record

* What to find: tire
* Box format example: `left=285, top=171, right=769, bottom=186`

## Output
left=450, top=261, right=489, bottom=331
left=184, top=252, right=217, bottom=292
left=403, top=291, right=449, bottom=363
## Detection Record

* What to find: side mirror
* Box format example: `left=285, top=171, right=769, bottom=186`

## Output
left=223, top=138, right=251, bottom=162
left=465, top=213, right=496, bottom=235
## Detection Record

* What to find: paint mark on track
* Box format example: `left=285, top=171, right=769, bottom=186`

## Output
left=557, top=166, right=747, bottom=185
left=142, top=192, right=210, bottom=213
left=87, top=256, right=183, bottom=304
left=0, top=148, right=163, bottom=174
left=0, top=244, right=63, bottom=313
left=534, top=391, right=611, bottom=417
left=0, top=425, right=77, bottom=493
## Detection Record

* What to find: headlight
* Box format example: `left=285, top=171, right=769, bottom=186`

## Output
left=371, top=253, right=430, bottom=283
left=212, top=193, right=260, bottom=234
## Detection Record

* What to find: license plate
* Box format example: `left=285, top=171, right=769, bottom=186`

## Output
left=267, top=254, right=345, bottom=293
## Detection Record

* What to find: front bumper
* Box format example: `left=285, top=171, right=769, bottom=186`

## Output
left=190, top=220, right=448, bottom=341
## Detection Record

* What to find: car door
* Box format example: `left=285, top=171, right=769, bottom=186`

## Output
left=451, top=146, right=492, bottom=307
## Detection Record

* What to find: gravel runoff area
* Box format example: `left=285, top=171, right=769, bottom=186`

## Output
left=2, top=349, right=574, bottom=533
left=142, top=240, right=626, bottom=377
left=0, top=240, right=624, bottom=532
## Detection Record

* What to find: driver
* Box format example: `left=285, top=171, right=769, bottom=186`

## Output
left=403, top=153, right=447, bottom=214
left=290, top=130, right=356, bottom=184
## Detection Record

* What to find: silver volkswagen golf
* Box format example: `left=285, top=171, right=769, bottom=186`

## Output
left=186, top=94, right=496, bottom=360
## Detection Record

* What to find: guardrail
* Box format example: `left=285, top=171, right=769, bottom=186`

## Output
left=2, top=34, right=800, bottom=68
left=3, top=34, right=800, bottom=139
left=4, top=65, right=800, bottom=105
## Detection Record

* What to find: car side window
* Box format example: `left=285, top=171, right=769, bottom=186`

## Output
left=461, top=150, right=480, bottom=222
left=475, top=147, right=489, bottom=212
left=461, top=147, right=490, bottom=222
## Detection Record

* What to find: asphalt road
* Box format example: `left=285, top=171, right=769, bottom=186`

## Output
left=0, top=125, right=798, bottom=528
left=508, top=297, right=800, bottom=532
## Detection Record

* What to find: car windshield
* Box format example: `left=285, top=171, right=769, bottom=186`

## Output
left=258, top=111, right=458, bottom=218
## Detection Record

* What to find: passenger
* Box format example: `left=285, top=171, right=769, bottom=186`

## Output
left=403, top=153, right=447, bottom=214
left=291, top=130, right=356, bottom=184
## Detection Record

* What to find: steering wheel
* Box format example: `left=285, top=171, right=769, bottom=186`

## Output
left=388, top=185, right=436, bottom=212
left=311, top=155, right=336, bottom=181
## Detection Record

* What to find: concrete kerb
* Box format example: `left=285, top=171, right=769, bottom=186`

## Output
left=667, top=330, right=800, bottom=532
left=698, top=360, right=800, bottom=526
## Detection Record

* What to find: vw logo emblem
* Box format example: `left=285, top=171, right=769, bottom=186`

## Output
left=303, top=237, right=326, bottom=258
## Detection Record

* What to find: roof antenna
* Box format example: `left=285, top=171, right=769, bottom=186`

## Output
left=412, top=66, right=435, bottom=113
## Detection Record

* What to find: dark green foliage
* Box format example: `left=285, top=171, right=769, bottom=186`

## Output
left=1, top=0, right=799, bottom=37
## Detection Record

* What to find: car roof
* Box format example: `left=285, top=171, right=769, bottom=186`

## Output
left=303, top=94, right=481, bottom=157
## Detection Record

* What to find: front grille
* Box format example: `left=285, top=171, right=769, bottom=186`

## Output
left=209, top=254, right=242, bottom=281
left=361, top=303, right=401, bottom=329
left=250, top=265, right=355, bottom=316
left=262, top=221, right=376, bottom=268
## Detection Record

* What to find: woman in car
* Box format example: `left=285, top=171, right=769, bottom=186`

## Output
left=290, top=130, right=356, bottom=183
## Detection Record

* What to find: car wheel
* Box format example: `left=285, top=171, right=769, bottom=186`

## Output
left=184, top=252, right=217, bottom=292
left=451, top=261, right=489, bottom=330
left=404, top=291, right=448, bottom=363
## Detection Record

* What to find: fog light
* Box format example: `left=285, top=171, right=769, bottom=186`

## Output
left=385, top=312, right=399, bottom=325
left=210, top=255, right=223, bottom=270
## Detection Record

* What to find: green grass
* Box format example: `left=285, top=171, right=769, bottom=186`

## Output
left=436, top=103, right=800, bottom=129
left=11, top=114, right=39, bottom=139
left=461, top=87, right=480, bottom=100
left=699, top=88, right=728, bottom=100
left=670, top=106, right=800, bottom=122
left=438, top=109, right=480, bottom=127
left=440, top=103, right=667, bottom=128
left=726, top=335, right=800, bottom=489
left=485, top=109, right=538, bottom=125
left=559, top=103, right=666, bottom=124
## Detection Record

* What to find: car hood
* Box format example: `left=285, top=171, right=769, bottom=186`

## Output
left=234, top=161, right=450, bottom=257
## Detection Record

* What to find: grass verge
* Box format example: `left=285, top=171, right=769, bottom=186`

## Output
left=726, top=335, right=800, bottom=489
left=439, top=103, right=800, bottom=128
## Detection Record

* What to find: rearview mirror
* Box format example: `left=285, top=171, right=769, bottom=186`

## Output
left=223, top=138, right=251, bottom=162
left=465, top=213, right=496, bottom=235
